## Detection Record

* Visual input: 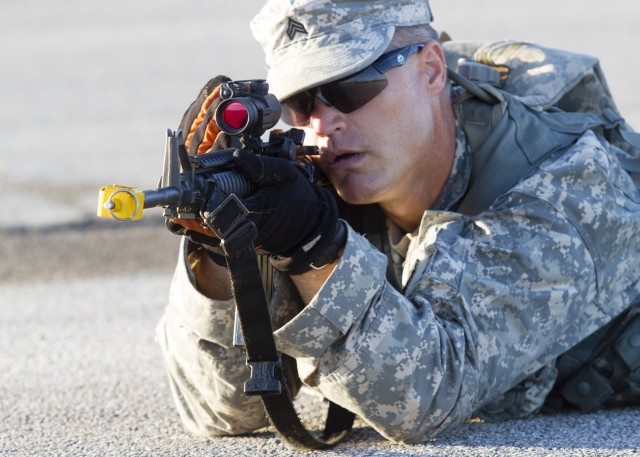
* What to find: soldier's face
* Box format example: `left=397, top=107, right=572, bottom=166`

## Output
left=307, top=42, right=453, bottom=213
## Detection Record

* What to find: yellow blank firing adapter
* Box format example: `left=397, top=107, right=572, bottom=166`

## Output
left=97, top=185, right=145, bottom=221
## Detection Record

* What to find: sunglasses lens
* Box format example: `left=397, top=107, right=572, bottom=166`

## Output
left=281, top=62, right=390, bottom=125
left=322, top=66, right=389, bottom=113
left=281, top=91, right=314, bottom=126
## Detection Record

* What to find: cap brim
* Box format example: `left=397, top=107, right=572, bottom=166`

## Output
left=267, top=26, right=395, bottom=101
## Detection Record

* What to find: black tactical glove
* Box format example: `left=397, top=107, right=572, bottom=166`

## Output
left=226, top=149, right=346, bottom=274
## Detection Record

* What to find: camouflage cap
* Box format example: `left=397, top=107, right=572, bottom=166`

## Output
left=250, top=0, right=433, bottom=101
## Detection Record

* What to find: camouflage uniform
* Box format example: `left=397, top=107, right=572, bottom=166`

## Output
left=156, top=0, right=640, bottom=445
left=157, top=118, right=640, bottom=442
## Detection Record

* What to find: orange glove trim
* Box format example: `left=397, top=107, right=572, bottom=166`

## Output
left=184, top=84, right=223, bottom=154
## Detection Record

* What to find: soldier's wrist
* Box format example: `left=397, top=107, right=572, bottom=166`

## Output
left=270, top=220, right=347, bottom=275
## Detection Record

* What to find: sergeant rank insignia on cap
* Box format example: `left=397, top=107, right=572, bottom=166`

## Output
left=286, top=18, right=308, bottom=40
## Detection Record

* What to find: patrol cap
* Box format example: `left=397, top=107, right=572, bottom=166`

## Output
left=250, top=0, right=433, bottom=101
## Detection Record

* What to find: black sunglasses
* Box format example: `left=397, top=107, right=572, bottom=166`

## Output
left=281, top=44, right=424, bottom=126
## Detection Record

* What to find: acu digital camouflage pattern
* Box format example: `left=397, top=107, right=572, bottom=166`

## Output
left=156, top=1, right=640, bottom=442
left=157, top=118, right=640, bottom=441
left=250, top=0, right=432, bottom=100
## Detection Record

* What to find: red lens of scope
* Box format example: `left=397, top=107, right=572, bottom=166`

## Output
left=222, top=101, right=249, bottom=130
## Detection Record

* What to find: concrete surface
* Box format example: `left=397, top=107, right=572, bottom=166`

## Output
left=2, top=221, right=640, bottom=456
left=2, top=0, right=640, bottom=455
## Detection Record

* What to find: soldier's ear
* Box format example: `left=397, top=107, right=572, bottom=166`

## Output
left=418, top=41, right=448, bottom=94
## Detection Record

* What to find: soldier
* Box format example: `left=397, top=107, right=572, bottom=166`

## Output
left=157, top=0, right=640, bottom=443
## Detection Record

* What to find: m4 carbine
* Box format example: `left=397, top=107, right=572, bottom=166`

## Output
left=97, top=79, right=317, bottom=223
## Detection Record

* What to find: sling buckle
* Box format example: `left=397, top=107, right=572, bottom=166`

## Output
left=244, top=355, right=283, bottom=395
left=205, top=193, right=249, bottom=240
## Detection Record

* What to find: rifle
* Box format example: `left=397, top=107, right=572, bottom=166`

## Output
left=97, top=79, right=317, bottom=223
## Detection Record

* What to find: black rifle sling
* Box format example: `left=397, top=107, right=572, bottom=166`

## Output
left=210, top=196, right=355, bottom=450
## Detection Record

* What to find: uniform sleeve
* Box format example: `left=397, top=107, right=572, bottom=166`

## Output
left=279, top=218, right=595, bottom=443
left=274, top=131, right=640, bottom=443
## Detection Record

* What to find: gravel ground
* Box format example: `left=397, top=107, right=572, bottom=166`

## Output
left=2, top=223, right=640, bottom=456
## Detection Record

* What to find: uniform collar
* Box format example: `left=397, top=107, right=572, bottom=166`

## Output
left=430, top=120, right=472, bottom=211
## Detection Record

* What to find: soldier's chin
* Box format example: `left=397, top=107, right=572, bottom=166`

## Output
left=333, top=178, right=383, bottom=206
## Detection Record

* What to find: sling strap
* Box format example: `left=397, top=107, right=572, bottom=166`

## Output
left=205, top=193, right=355, bottom=450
